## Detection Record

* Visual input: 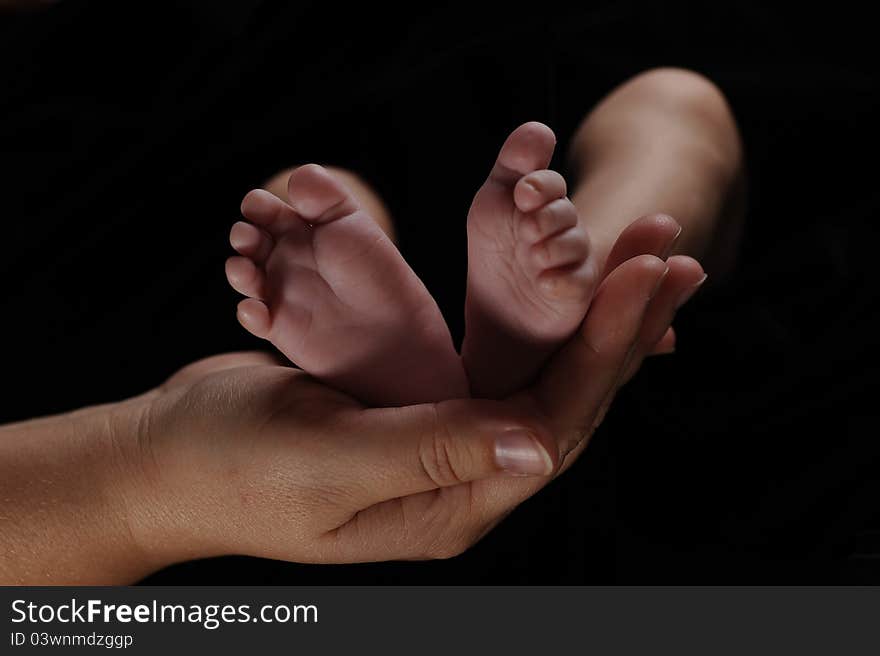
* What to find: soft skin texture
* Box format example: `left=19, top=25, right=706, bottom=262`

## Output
left=0, top=220, right=704, bottom=583
left=239, top=70, right=742, bottom=406
left=227, top=164, right=468, bottom=406
left=264, top=165, right=397, bottom=242
left=234, top=124, right=601, bottom=408
left=463, top=122, right=597, bottom=399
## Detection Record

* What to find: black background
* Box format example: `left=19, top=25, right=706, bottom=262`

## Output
left=1, top=1, right=878, bottom=583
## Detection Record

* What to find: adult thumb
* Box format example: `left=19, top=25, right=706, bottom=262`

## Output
left=350, top=398, right=558, bottom=505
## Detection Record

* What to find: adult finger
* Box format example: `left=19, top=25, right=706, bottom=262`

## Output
left=338, top=398, right=560, bottom=507
left=605, top=216, right=701, bottom=358
left=558, top=255, right=706, bottom=473
left=620, top=256, right=706, bottom=384
left=601, top=213, right=682, bottom=279
left=558, top=257, right=705, bottom=473
left=530, top=254, right=670, bottom=456
left=449, top=255, right=674, bottom=528
left=320, top=257, right=670, bottom=561
left=649, top=327, right=677, bottom=355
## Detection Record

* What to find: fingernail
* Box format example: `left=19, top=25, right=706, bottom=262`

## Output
left=661, top=224, right=683, bottom=259
left=676, top=273, right=708, bottom=309
left=495, top=430, right=553, bottom=476
left=649, top=266, right=671, bottom=300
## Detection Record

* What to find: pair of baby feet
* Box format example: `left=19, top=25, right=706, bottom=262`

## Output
left=225, top=122, right=597, bottom=405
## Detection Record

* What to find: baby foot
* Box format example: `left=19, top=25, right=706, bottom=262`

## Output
left=462, top=122, right=598, bottom=398
left=226, top=164, right=468, bottom=406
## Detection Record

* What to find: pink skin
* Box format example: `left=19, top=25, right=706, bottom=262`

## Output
left=224, top=126, right=703, bottom=409
left=462, top=122, right=598, bottom=398
left=226, top=164, right=468, bottom=406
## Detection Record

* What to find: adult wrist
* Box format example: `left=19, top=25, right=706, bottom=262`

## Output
left=95, top=393, right=182, bottom=579
left=0, top=395, right=175, bottom=583
left=105, top=387, right=231, bottom=578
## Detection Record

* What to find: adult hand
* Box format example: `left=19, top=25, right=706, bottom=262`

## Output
left=0, top=215, right=703, bottom=582
left=127, top=215, right=702, bottom=566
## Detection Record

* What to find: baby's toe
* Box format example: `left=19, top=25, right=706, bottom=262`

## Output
left=531, top=226, right=591, bottom=271
left=489, top=122, right=556, bottom=185
left=519, top=197, right=579, bottom=243
left=230, top=221, right=274, bottom=264
left=236, top=298, right=272, bottom=339
left=514, top=170, right=567, bottom=213
left=241, top=189, right=302, bottom=237
left=226, top=256, right=267, bottom=300
left=287, top=164, right=359, bottom=224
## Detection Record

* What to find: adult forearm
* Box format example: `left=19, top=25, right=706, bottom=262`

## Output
left=570, top=67, right=744, bottom=276
left=0, top=397, right=158, bottom=584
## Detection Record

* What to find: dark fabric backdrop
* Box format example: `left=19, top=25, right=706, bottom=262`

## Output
left=1, top=1, right=878, bottom=583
